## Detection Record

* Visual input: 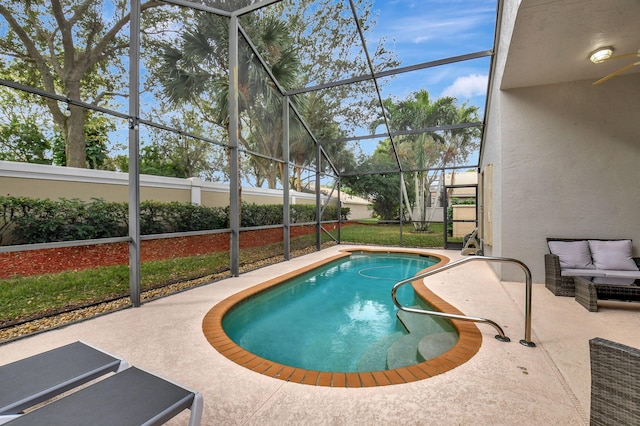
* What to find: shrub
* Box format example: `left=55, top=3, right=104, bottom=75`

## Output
left=130, top=201, right=227, bottom=235
left=240, top=202, right=283, bottom=227
left=82, top=198, right=128, bottom=238
left=166, top=202, right=227, bottom=232
left=0, top=196, right=350, bottom=245
left=0, top=197, right=127, bottom=244
left=290, top=204, right=315, bottom=223
left=139, top=201, right=170, bottom=235
left=288, top=204, right=349, bottom=223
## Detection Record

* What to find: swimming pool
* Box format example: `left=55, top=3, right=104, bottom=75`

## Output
left=203, top=249, right=483, bottom=387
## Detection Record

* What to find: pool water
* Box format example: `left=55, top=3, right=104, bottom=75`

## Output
left=222, top=252, right=457, bottom=372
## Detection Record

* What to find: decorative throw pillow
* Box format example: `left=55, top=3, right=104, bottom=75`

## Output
left=548, top=240, right=595, bottom=269
left=588, top=240, right=639, bottom=271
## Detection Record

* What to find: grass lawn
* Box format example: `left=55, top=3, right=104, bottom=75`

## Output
left=0, top=223, right=455, bottom=326
left=335, top=222, right=453, bottom=247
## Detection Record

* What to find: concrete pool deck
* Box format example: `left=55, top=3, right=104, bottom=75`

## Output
left=2, top=245, right=639, bottom=425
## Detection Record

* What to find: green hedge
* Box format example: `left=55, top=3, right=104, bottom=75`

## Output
left=140, top=201, right=227, bottom=235
left=0, top=196, right=349, bottom=245
left=0, top=197, right=128, bottom=244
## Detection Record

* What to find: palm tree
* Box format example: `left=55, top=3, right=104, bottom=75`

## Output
left=154, top=11, right=301, bottom=189
left=371, top=90, right=480, bottom=231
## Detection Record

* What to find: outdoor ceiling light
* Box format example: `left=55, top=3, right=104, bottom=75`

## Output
left=589, top=46, right=614, bottom=63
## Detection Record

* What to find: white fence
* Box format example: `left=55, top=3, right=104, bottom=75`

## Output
left=0, top=161, right=372, bottom=220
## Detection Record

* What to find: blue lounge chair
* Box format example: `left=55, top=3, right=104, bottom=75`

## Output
left=2, top=366, right=203, bottom=426
left=0, top=342, right=202, bottom=425
left=0, top=341, right=127, bottom=416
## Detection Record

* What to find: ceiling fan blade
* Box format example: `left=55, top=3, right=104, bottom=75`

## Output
left=593, top=61, right=640, bottom=85
left=607, top=51, right=640, bottom=61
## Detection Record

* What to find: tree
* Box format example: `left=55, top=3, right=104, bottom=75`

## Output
left=113, top=108, right=224, bottom=180
left=280, top=0, right=399, bottom=129
left=275, top=0, right=398, bottom=186
left=141, top=130, right=220, bottom=180
left=370, top=90, right=481, bottom=230
left=51, top=112, right=116, bottom=169
left=153, top=10, right=301, bottom=189
left=0, top=86, right=54, bottom=163
left=342, top=145, right=409, bottom=220
left=152, top=0, right=397, bottom=188
left=289, top=94, right=357, bottom=192
left=0, top=0, right=164, bottom=168
left=0, top=115, right=51, bottom=164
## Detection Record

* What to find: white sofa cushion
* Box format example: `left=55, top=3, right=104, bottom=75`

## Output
left=548, top=240, right=595, bottom=269
left=588, top=240, right=639, bottom=271
left=562, top=268, right=607, bottom=277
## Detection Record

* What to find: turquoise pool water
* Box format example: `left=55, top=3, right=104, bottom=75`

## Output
left=222, top=252, right=457, bottom=372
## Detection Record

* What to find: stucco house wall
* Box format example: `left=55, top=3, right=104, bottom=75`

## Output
left=480, top=0, right=514, bottom=276
left=481, top=2, right=640, bottom=282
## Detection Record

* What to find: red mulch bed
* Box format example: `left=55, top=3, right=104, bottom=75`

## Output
left=0, top=225, right=322, bottom=279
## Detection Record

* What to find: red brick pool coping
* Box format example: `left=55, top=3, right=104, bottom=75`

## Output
left=202, top=248, right=483, bottom=387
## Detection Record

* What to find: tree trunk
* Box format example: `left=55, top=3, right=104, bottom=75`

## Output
left=62, top=79, right=87, bottom=168
left=425, top=171, right=443, bottom=225
left=400, top=177, right=413, bottom=223
left=267, top=162, right=278, bottom=189
left=296, top=166, right=302, bottom=192
left=64, top=104, right=87, bottom=168
left=417, top=172, right=428, bottom=231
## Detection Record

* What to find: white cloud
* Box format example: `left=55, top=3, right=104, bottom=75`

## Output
left=441, top=74, right=488, bottom=99
left=377, top=5, right=496, bottom=45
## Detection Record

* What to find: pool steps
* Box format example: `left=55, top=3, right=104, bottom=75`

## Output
left=391, top=255, right=536, bottom=347
left=386, top=308, right=458, bottom=369
left=357, top=331, right=403, bottom=371
left=417, top=332, right=459, bottom=361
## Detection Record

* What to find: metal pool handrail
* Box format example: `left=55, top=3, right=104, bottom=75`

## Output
left=391, top=255, right=536, bottom=347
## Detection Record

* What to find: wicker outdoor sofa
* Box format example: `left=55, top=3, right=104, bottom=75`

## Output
left=545, top=238, right=640, bottom=296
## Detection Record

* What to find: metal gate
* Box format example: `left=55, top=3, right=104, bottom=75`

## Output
left=443, top=184, right=478, bottom=250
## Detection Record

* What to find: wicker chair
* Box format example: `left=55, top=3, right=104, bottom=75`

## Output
left=544, top=251, right=577, bottom=296
left=589, top=337, right=640, bottom=425
left=544, top=237, right=590, bottom=296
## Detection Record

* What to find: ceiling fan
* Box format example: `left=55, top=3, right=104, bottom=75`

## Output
left=591, top=48, right=640, bottom=85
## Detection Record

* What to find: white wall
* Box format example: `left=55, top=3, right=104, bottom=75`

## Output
left=480, top=0, right=519, bottom=274
left=0, top=161, right=372, bottom=219
left=495, top=75, right=640, bottom=283
left=482, top=0, right=640, bottom=283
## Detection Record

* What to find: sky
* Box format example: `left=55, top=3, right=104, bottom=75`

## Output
left=326, top=0, right=498, bottom=164
left=367, top=0, right=497, bottom=110
left=0, top=0, right=497, bottom=178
